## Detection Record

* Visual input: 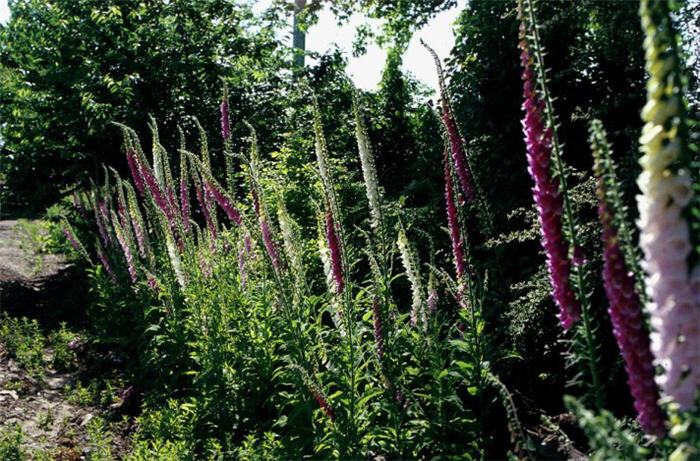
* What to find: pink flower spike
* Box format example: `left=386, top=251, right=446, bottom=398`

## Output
left=519, top=36, right=580, bottom=330
left=325, top=208, right=343, bottom=294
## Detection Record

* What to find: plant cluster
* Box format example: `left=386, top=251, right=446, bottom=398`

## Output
left=54, top=0, right=698, bottom=458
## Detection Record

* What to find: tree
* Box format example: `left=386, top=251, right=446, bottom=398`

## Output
left=0, top=0, right=289, bottom=209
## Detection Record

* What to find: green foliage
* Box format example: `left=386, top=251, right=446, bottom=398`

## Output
left=0, top=424, right=25, bottom=461
left=47, top=323, right=79, bottom=371
left=0, top=313, right=45, bottom=379
left=0, top=0, right=289, bottom=209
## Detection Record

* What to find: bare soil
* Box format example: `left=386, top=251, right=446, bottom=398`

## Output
left=0, top=219, right=132, bottom=459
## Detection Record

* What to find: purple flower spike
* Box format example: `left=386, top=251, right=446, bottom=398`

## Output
left=325, top=208, right=343, bottom=294
left=206, top=180, right=241, bottom=226
left=126, top=150, right=145, bottom=196
left=221, top=91, right=231, bottom=141
left=597, top=179, right=665, bottom=436
left=63, top=228, right=81, bottom=253
left=194, top=181, right=216, bottom=240
left=519, top=39, right=580, bottom=330
left=442, top=102, right=476, bottom=203
left=96, top=247, right=117, bottom=284
left=261, top=218, right=280, bottom=273
left=444, top=151, right=466, bottom=281
left=180, top=176, right=190, bottom=233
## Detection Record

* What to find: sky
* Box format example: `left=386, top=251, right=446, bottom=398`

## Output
left=0, top=0, right=463, bottom=93
left=281, top=2, right=466, bottom=92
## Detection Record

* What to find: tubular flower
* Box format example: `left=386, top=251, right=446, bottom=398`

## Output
left=180, top=174, right=190, bottom=233
left=372, top=299, right=385, bottom=361
left=205, top=179, right=241, bottom=226
left=318, top=219, right=337, bottom=295
left=442, top=104, right=476, bottom=203
left=261, top=218, right=280, bottom=273
left=221, top=89, right=231, bottom=141
left=444, top=149, right=467, bottom=281
left=96, top=243, right=117, bottom=284
left=638, top=0, right=699, bottom=410
left=352, top=92, right=382, bottom=228
left=126, top=150, right=145, bottom=196
left=63, top=228, right=81, bottom=254
left=112, top=213, right=137, bottom=283
left=139, top=154, right=177, bottom=229
left=422, top=39, right=476, bottom=203
left=398, top=228, right=425, bottom=327
left=428, top=289, right=438, bottom=315
left=597, top=179, right=666, bottom=436
left=94, top=200, right=110, bottom=247
left=126, top=184, right=149, bottom=259
left=252, top=189, right=280, bottom=273
left=278, top=199, right=306, bottom=289
left=325, top=206, right=344, bottom=295
left=194, top=175, right=216, bottom=240
left=519, top=33, right=580, bottom=330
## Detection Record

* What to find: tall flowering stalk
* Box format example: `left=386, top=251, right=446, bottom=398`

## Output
left=324, top=202, right=344, bottom=295
left=352, top=91, right=382, bottom=228
left=518, top=23, right=580, bottom=330
left=221, top=86, right=231, bottom=142
left=191, top=163, right=217, bottom=240
left=422, top=39, right=476, bottom=203
left=95, top=240, right=117, bottom=284
left=277, top=195, right=306, bottom=293
left=61, top=221, right=91, bottom=263
left=178, top=128, right=192, bottom=233
left=520, top=0, right=602, bottom=409
left=444, top=147, right=467, bottom=282
left=125, top=182, right=150, bottom=260
left=111, top=210, right=137, bottom=283
left=125, top=149, right=145, bottom=196
left=397, top=227, right=425, bottom=328
left=638, top=0, right=699, bottom=411
left=592, top=121, right=666, bottom=436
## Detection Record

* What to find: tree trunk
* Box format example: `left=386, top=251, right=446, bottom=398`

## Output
left=292, top=0, right=307, bottom=69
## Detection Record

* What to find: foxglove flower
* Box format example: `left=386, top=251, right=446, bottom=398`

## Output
left=112, top=213, right=137, bottom=283
left=444, top=150, right=467, bottom=281
left=261, top=218, right=280, bottom=273
left=63, top=228, right=81, bottom=254
left=96, top=243, right=117, bottom=284
left=125, top=184, right=149, bottom=259
left=598, top=179, right=666, bottom=436
left=221, top=88, right=231, bottom=141
left=205, top=179, right=241, bottom=226
left=180, top=175, right=190, bottom=233
left=318, top=220, right=337, bottom=295
left=352, top=92, right=382, bottom=228
left=194, top=174, right=217, bottom=240
left=398, top=228, right=425, bottom=327
left=422, top=39, right=476, bottom=203
left=93, top=199, right=109, bottom=247
left=126, top=149, right=145, bottom=196
left=428, top=289, right=438, bottom=315
left=638, top=0, right=699, bottom=410
left=278, top=199, right=305, bottom=289
left=519, top=33, right=581, bottom=330
left=325, top=207, right=343, bottom=295
left=252, top=189, right=280, bottom=273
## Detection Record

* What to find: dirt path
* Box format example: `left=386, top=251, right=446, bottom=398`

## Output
left=0, top=219, right=132, bottom=459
